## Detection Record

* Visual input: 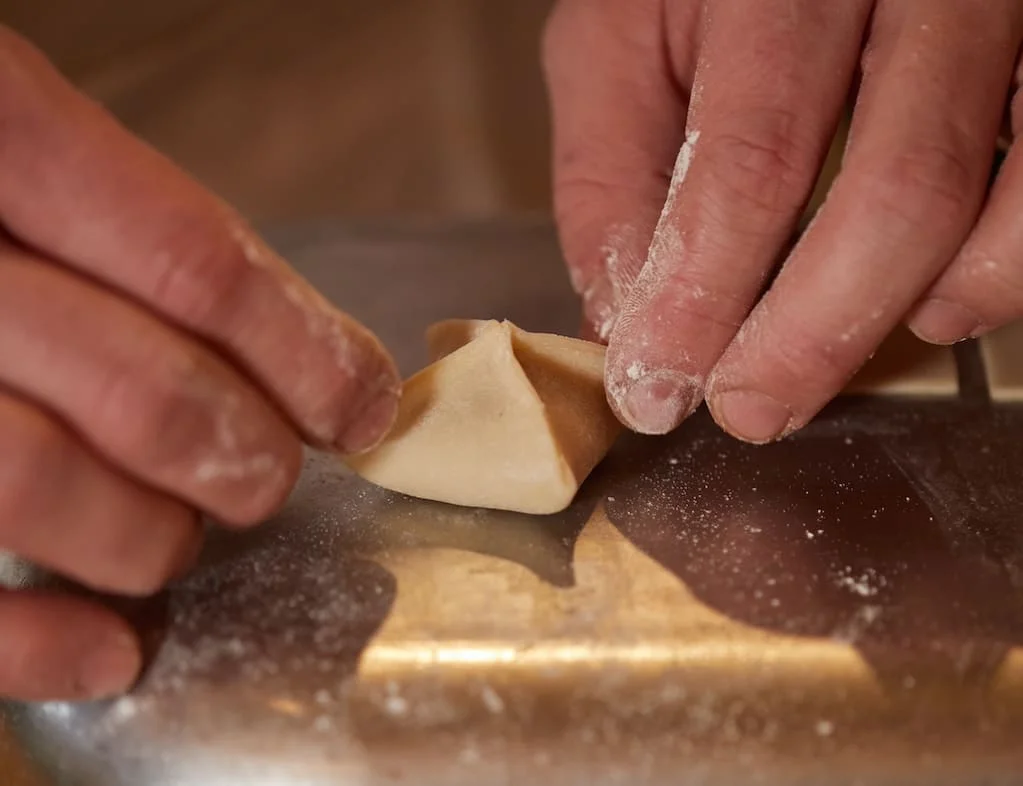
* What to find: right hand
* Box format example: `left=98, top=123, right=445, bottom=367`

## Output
left=0, top=27, right=400, bottom=702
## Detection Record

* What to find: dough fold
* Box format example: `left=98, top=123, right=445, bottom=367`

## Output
left=347, top=320, right=621, bottom=514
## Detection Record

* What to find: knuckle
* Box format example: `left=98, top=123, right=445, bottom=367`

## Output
left=147, top=213, right=254, bottom=332
left=701, top=109, right=819, bottom=219
left=854, top=138, right=977, bottom=229
left=95, top=349, right=222, bottom=471
left=657, top=270, right=746, bottom=333
left=767, top=318, right=849, bottom=385
left=93, top=346, right=297, bottom=521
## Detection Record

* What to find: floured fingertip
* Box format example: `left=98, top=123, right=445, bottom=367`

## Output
left=605, top=356, right=703, bottom=435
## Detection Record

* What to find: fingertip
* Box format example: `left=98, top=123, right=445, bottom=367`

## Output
left=335, top=382, right=401, bottom=456
left=707, top=388, right=795, bottom=445
left=170, top=523, right=205, bottom=581
left=78, top=629, right=142, bottom=700
left=605, top=353, right=702, bottom=435
left=0, top=594, right=142, bottom=701
left=332, top=322, right=402, bottom=456
left=907, top=298, right=984, bottom=345
left=298, top=312, right=401, bottom=455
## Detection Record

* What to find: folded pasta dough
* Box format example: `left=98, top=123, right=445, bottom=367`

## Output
left=347, top=320, right=621, bottom=514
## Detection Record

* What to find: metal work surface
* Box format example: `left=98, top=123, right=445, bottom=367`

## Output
left=3, top=221, right=1023, bottom=785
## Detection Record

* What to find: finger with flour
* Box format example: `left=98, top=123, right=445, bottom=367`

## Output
left=0, top=242, right=302, bottom=524
left=707, top=1, right=1017, bottom=442
left=605, top=0, right=870, bottom=434
left=544, top=0, right=699, bottom=342
left=0, top=27, right=399, bottom=455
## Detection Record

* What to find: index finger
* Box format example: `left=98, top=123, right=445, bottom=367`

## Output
left=0, top=29, right=399, bottom=455
left=604, top=0, right=870, bottom=434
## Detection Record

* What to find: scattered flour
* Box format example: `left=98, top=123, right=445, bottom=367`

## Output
left=833, top=566, right=886, bottom=598
left=480, top=685, right=505, bottom=715
left=626, top=361, right=647, bottom=382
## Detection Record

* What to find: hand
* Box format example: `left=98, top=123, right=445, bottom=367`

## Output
left=545, top=0, right=1022, bottom=440
left=0, top=28, right=400, bottom=701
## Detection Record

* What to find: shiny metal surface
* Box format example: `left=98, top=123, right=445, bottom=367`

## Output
left=3, top=220, right=1023, bottom=785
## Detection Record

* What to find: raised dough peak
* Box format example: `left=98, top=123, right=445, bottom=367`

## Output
left=347, top=319, right=621, bottom=514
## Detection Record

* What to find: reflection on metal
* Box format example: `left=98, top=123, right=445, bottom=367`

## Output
left=2, top=224, right=1023, bottom=784
left=359, top=509, right=880, bottom=675
left=5, top=406, right=1022, bottom=785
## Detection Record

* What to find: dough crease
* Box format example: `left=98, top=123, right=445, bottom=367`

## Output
left=347, top=320, right=621, bottom=514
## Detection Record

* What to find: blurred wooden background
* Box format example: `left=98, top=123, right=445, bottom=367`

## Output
left=0, top=0, right=555, bottom=222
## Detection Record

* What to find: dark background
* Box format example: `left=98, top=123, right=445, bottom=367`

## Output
left=0, top=0, right=556, bottom=222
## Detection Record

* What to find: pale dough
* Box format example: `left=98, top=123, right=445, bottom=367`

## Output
left=844, top=327, right=959, bottom=397
left=347, top=320, right=621, bottom=514
left=980, top=320, right=1023, bottom=402
left=350, top=320, right=959, bottom=515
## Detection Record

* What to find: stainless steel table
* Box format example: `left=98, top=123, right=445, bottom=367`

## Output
left=2, top=220, right=1023, bottom=785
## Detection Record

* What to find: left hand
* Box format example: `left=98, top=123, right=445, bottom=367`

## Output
left=544, top=0, right=1022, bottom=442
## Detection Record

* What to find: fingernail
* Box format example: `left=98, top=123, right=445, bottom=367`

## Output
left=712, top=389, right=792, bottom=444
left=908, top=299, right=982, bottom=345
left=619, top=371, right=698, bottom=435
left=79, top=633, right=141, bottom=699
left=336, top=387, right=401, bottom=455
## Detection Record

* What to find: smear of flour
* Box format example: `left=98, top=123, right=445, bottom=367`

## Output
left=183, top=378, right=288, bottom=496
left=230, top=223, right=399, bottom=444
left=232, top=223, right=356, bottom=373
left=642, top=129, right=700, bottom=294
left=587, top=130, right=703, bottom=347
left=194, top=453, right=279, bottom=484
left=658, top=130, right=701, bottom=236
left=605, top=130, right=703, bottom=419
left=593, top=224, right=645, bottom=341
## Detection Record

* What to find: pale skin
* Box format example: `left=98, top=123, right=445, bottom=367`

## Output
left=3, top=0, right=1022, bottom=701
left=545, top=0, right=1023, bottom=440
left=0, top=30, right=401, bottom=700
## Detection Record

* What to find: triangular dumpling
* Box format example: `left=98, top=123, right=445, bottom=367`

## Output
left=347, top=320, right=621, bottom=514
